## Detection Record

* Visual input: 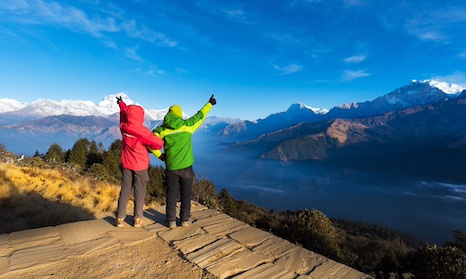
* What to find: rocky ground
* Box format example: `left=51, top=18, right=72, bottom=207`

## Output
left=1, top=233, right=217, bottom=279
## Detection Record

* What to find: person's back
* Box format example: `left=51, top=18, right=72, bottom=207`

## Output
left=116, top=97, right=163, bottom=228
left=152, top=95, right=216, bottom=228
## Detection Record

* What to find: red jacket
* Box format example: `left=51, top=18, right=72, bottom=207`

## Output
left=119, top=101, right=163, bottom=171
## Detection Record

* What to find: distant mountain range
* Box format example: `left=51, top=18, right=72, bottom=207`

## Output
left=1, top=79, right=465, bottom=176
left=219, top=80, right=465, bottom=141
left=225, top=80, right=466, bottom=181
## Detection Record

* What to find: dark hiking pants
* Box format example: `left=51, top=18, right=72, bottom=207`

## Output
left=117, top=168, right=149, bottom=219
left=165, top=166, right=194, bottom=223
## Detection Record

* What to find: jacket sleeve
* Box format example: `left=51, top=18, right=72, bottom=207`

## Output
left=184, top=102, right=213, bottom=132
left=138, top=133, right=164, bottom=150
left=150, top=129, right=164, bottom=158
left=118, top=101, right=128, bottom=125
left=122, top=124, right=164, bottom=150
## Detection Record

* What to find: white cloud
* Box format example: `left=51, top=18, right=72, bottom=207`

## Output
left=124, top=45, right=142, bottom=61
left=272, top=63, right=303, bottom=75
left=1, top=0, right=176, bottom=46
left=459, top=51, right=466, bottom=59
left=431, top=71, right=466, bottom=87
left=404, top=7, right=466, bottom=43
left=340, top=69, right=370, bottom=81
left=344, top=55, right=366, bottom=63
left=223, top=9, right=245, bottom=18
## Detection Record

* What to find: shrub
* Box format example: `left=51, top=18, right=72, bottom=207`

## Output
left=286, top=209, right=342, bottom=259
left=404, top=245, right=466, bottom=279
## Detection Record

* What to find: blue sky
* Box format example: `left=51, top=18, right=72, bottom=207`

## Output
left=1, top=0, right=465, bottom=120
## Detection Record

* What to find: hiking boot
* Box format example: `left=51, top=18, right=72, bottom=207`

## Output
left=181, top=220, right=190, bottom=227
left=116, top=218, right=124, bottom=228
left=168, top=221, right=176, bottom=229
left=134, top=218, right=143, bottom=228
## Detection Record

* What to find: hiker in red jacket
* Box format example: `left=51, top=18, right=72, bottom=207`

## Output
left=115, top=96, right=163, bottom=228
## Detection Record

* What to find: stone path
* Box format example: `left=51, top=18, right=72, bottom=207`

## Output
left=0, top=202, right=371, bottom=279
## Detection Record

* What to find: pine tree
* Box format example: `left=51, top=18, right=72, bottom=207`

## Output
left=45, top=143, right=65, bottom=164
left=86, top=140, right=103, bottom=167
left=102, top=140, right=122, bottom=182
left=68, top=138, right=90, bottom=169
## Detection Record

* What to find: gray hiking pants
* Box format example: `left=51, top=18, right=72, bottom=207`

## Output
left=165, top=166, right=194, bottom=222
left=117, top=168, right=149, bottom=219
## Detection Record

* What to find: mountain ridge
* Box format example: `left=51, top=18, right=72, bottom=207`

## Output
left=0, top=79, right=464, bottom=156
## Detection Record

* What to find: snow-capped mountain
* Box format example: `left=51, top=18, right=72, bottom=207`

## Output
left=220, top=79, right=465, bottom=140
left=0, top=98, right=27, bottom=113
left=0, top=93, right=169, bottom=122
left=228, top=88, right=466, bottom=183
left=0, top=93, right=236, bottom=154
left=288, top=102, right=329, bottom=115
left=219, top=102, right=326, bottom=140
left=324, top=79, right=465, bottom=119
left=1, top=79, right=464, bottom=155
left=425, top=79, right=465, bottom=94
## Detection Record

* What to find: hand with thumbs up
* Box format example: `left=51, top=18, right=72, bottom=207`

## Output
left=209, top=94, right=217, bottom=105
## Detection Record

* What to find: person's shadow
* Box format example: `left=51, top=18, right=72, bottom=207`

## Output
left=144, top=208, right=167, bottom=223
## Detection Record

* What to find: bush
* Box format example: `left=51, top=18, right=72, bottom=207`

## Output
left=404, top=245, right=466, bottom=279
left=285, top=209, right=342, bottom=259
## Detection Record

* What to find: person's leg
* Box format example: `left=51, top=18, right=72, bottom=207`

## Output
left=133, top=169, right=149, bottom=219
left=117, top=168, right=133, bottom=219
left=165, top=169, right=180, bottom=223
left=179, top=166, right=194, bottom=223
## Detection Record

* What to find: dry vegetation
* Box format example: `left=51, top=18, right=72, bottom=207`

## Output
left=0, top=162, right=123, bottom=234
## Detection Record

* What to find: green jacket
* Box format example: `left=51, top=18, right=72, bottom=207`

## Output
left=152, top=102, right=212, bottom=170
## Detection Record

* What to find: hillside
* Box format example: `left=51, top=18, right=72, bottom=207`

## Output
left=0, top=161, right=216, bottom=279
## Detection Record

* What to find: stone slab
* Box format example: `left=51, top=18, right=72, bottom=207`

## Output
left=202, top=219, right=250, bottom=237
left=57, top=219, right=114, bottom=245
left=144, top=222, right=170, bottom=234
left=107, top=228, right=155, bottom=245
left=8, top=226, right=62, bottom=251
left=308, top=260, right=346, bottom=278
left=0, top=256, right=9, bottom=276
left=8, top=243, right=66, bottom=271
left=228, top=227, right=273, bottom=247
left=274, top=246, right=328, bottom=275
left=0, top=234, right=11, bottom=257
left=190, top=208, right=221, bottom=221
left=206, top=249, right=272, bottom=279
left=193, top=213, right=232, bottom=227
left=186, top=238, right=243, bottom=268
left=252, top=235, right=297, bottom=260
left=190, top=202, right=208, bottom=212
left=158, top=224, right=204, bottom=243
left=67, top=237, right=119, bottom=257
left=231, top=262, right=296, bottom=279
left=172, top=233, right=220, bottom=255
left=86, top=219, right=117, bottom=235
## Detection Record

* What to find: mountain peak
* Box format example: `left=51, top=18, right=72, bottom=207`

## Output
left=97, top=93, right=134, bottom=115
left=287, top=102, right=329, bottom=114
left=413, top=79, right=465, bottom=95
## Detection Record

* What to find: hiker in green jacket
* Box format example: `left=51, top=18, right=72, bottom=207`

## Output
left=152, top=95, right=217, bottom=228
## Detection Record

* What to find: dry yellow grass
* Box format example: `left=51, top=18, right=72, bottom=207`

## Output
left=0, top=162, right=126, bottom=234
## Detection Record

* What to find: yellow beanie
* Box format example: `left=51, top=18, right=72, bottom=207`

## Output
left=169, top=104, right=182, bottom=117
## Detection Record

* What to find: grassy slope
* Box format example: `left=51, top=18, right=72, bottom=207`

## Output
left=0, top=162, right=121, bottom=234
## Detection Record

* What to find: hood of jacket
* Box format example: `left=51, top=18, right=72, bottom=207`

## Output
left=126, top=105, right=145, bottom=125
left=163, top=112, right=184, bottom=129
